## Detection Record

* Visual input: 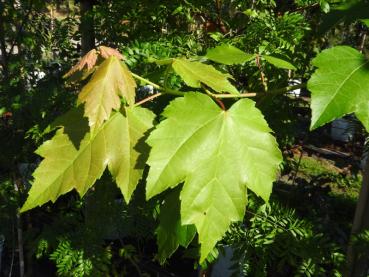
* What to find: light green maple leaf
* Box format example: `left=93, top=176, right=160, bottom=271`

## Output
left=21, top=106, right=154, bottom=212
left=206, top=44, right=255, bottom=65
left=308, top=46, right=369, bottom=131
left=172, top=59, right=239, bottom=94
left=156, top=188, right=196, bottom=264
left=146, top=93, right=282, bottom=261
left=78, top=56, right=136, bottom=130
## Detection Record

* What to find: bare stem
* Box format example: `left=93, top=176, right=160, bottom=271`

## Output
left=134, top=93, right=162, bottom=106
left=268, top=83, right=306, bottom=95
left=131, top=72, right=184, bottom=96
left=212, top=92, right=257, bottom=98
left=132, top=72, right=306, bottom=106
left=209, top=84, right=305, bottom=99
left=131, top=72, right=161, bottom=89
left=360, top=32, right=367, bottom=53
left=256, top=54, right=268, bottom=91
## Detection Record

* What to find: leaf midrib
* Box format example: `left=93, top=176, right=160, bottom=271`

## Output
left=93, top=58, right=119, bottom=128
left=148, top=111, right=224, bottom=193
left=188, top=115, right=241, bottom=221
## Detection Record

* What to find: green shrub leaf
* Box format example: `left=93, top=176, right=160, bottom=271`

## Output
left=172, top=59, right=239, bottom=94
left=206, top=44, right=255, bottom=65
left=263, top=55, right=297, bottom=70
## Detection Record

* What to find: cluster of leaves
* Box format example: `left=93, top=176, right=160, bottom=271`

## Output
left=0, top=176, right=18, bottom=267
left=352, top=229, right=369, bottom=259
left=20, top=44, right=284, bottom=264
left=30, top=177, right=157, bottom=276
left=2, top=0, right=369, bottom=276
left=0, top=0, right=80, bottom=171
left=224, top=199, right=345, bottom=277
left=35, top=237, right=112, bottom=277
left=21, top=17, right=369, bottom=271
left=48, top=240, right=94, bottom=277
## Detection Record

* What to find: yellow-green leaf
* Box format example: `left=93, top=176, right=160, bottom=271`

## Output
left=21, top=106, right=154, bottom=212
left=110, top=106, right=155, bottom=201
left=78, top=56, right=136, bottom=130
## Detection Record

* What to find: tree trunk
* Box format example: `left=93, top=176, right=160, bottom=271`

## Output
left=0, top=234, right=4, bottom=274
left=16, top=211, right=24, bottom=277
left=345, top=32, right=369, bottom=277
left=346, top=156, right=369, bottom=277
left=80, top=0, right=95, bottom=55
left=13, top=175, right=25, bottom=277
left=0, top=4, right=9, bottom=79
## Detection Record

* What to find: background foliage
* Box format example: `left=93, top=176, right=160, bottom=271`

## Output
left=1, top=0, right=369, bottom=276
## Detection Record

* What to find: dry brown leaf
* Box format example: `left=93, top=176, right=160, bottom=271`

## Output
left=78, top=56, right=136, bottom=129
left=63, top=49, right=98, bottom=78
left=98, top=46, right=124, bottom=60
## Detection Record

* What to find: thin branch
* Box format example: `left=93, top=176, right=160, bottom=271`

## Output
left=134, top=93, right=162, bottom=106
left=214, top=98, right=226, bottom=110
left=203, top=86, right=225, bottom=110
left=291, top=2, right=319, bottom=13
left=16, top=210, right=24, bottom=277
left=292, top=148, right=303, bottom=186
left=255, top=54, right=268, bottom=91
left=8, top=217, right=15, bottom=277
left=211, top=92, right=257, bottom=98
left=8, top=0, right=34, bottom=56
left=268, top=83, right=306, bottom=95
left=127, top=256, right=143, bottom=277
left=359, top=31, right=367, bottom=53
left=12, top=175, right=24, bottom=277
left=131, top=72, right=184, bottom=96
left=132, top=71, right=307, bottom=105
left=210, top=84, right=305, bottom=99
left=131, top=72, right=161, bottom=89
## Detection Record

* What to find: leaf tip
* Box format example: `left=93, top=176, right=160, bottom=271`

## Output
left=98, top=46, right=125, bottom=60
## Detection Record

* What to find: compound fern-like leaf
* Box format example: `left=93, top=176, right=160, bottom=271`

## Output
left=206, top=44, right=255, bottom=65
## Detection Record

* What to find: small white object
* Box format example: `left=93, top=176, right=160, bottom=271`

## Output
left=287, top=79, right=301, bottom=97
